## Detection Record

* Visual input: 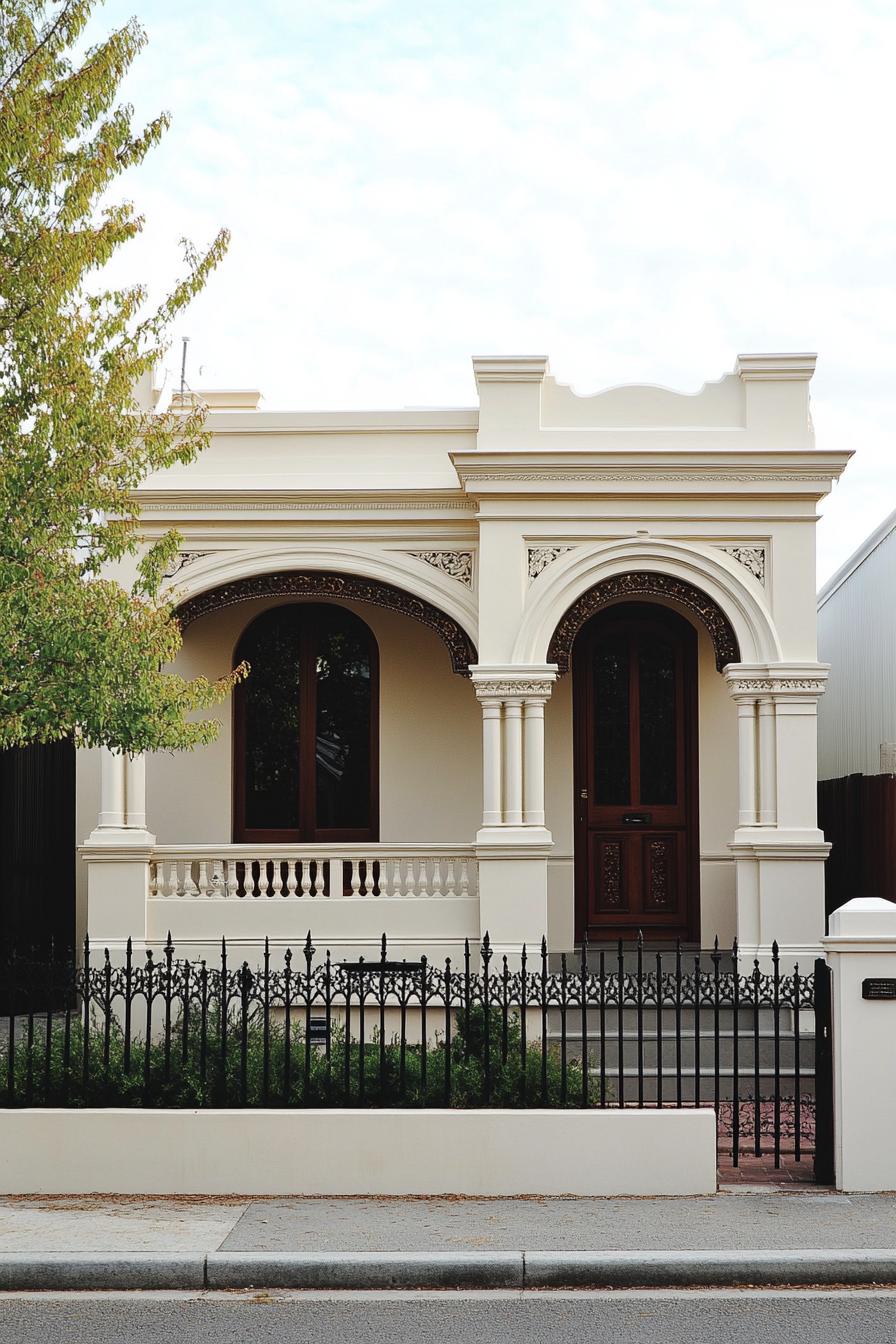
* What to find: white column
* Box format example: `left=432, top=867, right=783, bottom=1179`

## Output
left=757, top=696, right=777, bottom=826
left=84, top=749, right=155, bottom=955
left=97, top=749, right=126, bottom=829
left=125, top=753, right=147, bottom=830
left=735, top=699, right=758, bottom=827
left=522, top=697, right=547, bottom=826
left=502, top=699, right=523, bottom=826
left=823, top=897, right=896, bottom=1191
left=480, top=699, right=503, bottom=827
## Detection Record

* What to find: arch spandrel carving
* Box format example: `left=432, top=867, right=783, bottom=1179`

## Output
left=546, top=571, right=740, bottom=674
left=176, top=571, right=477, bottom=675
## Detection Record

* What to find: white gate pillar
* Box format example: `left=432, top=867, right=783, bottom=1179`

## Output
left=471, top=666, right=556, bottom=958
left=82, top=749, right=155, bottom=949
left=823, top=897, right=896, bottom=1191
left=725, top=664, right=830, bottom=962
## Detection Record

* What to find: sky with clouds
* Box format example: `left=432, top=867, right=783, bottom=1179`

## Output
left=93, top=0, right=896, bottom=585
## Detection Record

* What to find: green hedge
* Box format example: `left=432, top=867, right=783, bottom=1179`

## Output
left=1, top=1005, right=605, bottom=1109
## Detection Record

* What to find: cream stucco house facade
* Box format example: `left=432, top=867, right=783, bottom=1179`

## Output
left=79, top=353, right=850, bottom=965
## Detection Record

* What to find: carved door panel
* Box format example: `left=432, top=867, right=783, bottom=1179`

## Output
left=574, top=604, right=698, bottom=941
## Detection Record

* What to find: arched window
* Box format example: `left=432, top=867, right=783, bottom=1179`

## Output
left=233, top=604, right=378, bottom=842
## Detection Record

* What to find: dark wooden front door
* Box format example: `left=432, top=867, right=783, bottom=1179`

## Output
left=574, top=604, right=698, bottom=942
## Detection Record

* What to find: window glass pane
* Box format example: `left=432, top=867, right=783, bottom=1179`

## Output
left=315, top=609, right=372, bottom=829
left=638, top=639, right=677, bottom=804
left=241, top=608, right=301, bottom=830
left=594, top=638, right=631, bottom=805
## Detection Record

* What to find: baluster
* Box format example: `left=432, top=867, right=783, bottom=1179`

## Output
left=445, top=859, right=456, bottom=897
left=270, top=860, right=284, bottom=899
left=364, top=859, right=375, bottom=898
left=149, top=862, right=159, bottom=898
left=459, top=859, right=470, bottom=898
left=315, top=860, right=326, bottom=899
left=418, top=859, right=429, bottom=900
left=183, top=862, right=198, bottom=899
left=350, top=859, right=361, bottom=896
left=198, top=860, right=209, bottom=898
left=166, top=862, right=179, bottom=899
left=286, top=860, right=298, bottom=899
left=300, top=859, right=312, bottom=898
left=404, top=858, right=416, bottom=900
left=391, top=858, right=403, bottom=898
left=226, top=860, right=239, bottom=901
left=431, top=859, right=442, bottom=899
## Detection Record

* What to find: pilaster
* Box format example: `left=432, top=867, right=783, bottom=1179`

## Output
left=724, top=663, right=830, bottom=959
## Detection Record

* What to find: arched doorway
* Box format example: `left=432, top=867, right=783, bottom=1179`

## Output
left=573, top=603, right=698, bottom=942
left=233, top=603, right=379, bottom=843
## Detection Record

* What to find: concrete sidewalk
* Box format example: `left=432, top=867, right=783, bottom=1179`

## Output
left=1, top=1193, right=895, bottom=1289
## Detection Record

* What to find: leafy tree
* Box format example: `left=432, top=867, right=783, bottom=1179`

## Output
left=0, top=0, right=244, bottom=753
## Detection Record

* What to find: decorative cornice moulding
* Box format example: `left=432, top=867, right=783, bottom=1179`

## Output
left=527, top=545, right=574, bottom=580
left=716, top=544, right=766, bottom=584
left=406, top=551, right=474, bottom=587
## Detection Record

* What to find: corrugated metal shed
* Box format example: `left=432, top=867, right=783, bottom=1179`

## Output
left=818, top=507, right=896, bottom=779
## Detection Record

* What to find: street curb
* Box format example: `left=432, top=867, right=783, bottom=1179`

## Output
left=0, top=1252, right=206, bottom=1291
left=523, top=1250, right=896, bottom=1288
left=207, top=1251, right=524, bottom=1289
left=2, top=1249, right=896, bottom=1290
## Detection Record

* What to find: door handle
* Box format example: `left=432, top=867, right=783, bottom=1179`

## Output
left=579, top=789, right=589, bottom=800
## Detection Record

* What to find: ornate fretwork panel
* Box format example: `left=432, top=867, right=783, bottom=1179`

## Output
left=528, top=546, right=574, bottom=581
left=547, top=571, right=740, bottom=674
left=406, top=551, right=474, bottom=587
left=176, top=571, right=477, bottom=674
left=162, top=551, right=212, bottom=579
left=717, top=544, right=766, bottom=585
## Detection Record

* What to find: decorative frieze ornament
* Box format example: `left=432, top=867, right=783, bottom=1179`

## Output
left=406, top=551, right=474, bottom=587
left=473, top=679, right=556, bottom=700
left=726, top=677, right=828, bottom=696
left=527, top=546, right=574, bottom=581
left=162, top=551, right=211, bottom=579
left=717, top=545, right=767, bottom=584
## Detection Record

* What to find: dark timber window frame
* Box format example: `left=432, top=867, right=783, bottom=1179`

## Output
left=232, top=602, right=380, bottom=844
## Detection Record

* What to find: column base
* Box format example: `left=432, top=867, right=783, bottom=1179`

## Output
left=729, top=829, right=830, bottom=963
left=474, top=829, right=553, bottom=958
left=81, top=838, right=155, bottom=946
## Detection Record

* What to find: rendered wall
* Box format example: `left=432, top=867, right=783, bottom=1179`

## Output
left=144, top=596, right=482, bottom=847
left=0, top=1108, right=717, bottom=1196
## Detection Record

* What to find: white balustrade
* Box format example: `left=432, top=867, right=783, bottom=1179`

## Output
left=148, top=847, right=478, bottom=902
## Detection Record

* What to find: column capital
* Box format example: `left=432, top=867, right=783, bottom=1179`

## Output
left=470, top=664, right=558, bottom=701
left=724, top=662, right=829, bottom=700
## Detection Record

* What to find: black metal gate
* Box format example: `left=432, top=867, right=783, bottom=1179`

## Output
left=813, top=957, right=835, bottom=1183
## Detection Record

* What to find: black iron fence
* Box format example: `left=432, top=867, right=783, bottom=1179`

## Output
left=0, top=933, right=831, bottom=1176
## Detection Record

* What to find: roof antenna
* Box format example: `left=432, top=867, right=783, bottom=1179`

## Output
left=179, top=336, right=190, bottom=396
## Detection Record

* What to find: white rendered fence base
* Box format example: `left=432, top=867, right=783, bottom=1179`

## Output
left=0, top=1109, right=717, bottom=1196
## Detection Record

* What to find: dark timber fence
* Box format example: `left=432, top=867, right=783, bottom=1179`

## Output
left=0, top=933, right=831, bottom=1176
left=819, top=773, right=896, bottom=924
